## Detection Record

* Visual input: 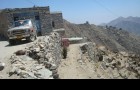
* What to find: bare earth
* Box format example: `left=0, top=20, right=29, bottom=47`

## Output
left=0, top=41, right=27, bottom=79
left=0, top=40, right=100, bottom=79
left=58, top=44, right=99, bottom=79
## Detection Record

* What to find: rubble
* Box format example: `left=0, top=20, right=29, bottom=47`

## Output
left=9, top=32, right=62, bottom=79
left=96, top=49, right=140, bottom=79
left=80, top=42, right=140, bottom=79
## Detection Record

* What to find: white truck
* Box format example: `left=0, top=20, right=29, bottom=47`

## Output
left=7, top=19, right=37, bottom=45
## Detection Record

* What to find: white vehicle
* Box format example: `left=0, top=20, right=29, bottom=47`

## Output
left=7, top=19, right=37, bottom=45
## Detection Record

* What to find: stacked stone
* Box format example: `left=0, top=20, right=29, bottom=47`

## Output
left=51, top=12, right=64, bottom=29
left=9, top=32, right=62, bottom=79
left=39, top=11, right=53, bottom=35
left=80, top=42, right=96, bottom=62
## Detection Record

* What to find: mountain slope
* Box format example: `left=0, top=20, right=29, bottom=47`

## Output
left=107, top=17, right=140, bottom=34
left=64, top=20, right=140, bottom=54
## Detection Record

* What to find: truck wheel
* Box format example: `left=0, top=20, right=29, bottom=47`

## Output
left=35, top=34, right=37, bottom=40
left=27, top=35, right=36, bottom=42
left=9, top=39, right=15, bottom=45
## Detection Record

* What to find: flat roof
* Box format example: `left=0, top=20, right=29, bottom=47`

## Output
left=2, top=6, right=50, bottom=13
left=50, top=11, right=62, bottom=14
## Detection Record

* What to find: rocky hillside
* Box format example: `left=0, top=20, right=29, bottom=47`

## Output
left=64, top=20, right=140, bottom=55
left=58, top=42, right=140, bottom=79
left=106, top=16, right=140, bottom=35
left=80, top=43, right=140, bottom=79
left=1, top=24, right=139, bottom=79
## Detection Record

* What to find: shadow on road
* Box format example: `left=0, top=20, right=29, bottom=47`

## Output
left=0, top=66, right=4, bottom=71
left=5, top=40, right=30, bottom=47
left=0, top=39, right=7, bottom=42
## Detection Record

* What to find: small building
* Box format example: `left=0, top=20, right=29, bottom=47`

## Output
left=0, top=6, right=64, bottom=38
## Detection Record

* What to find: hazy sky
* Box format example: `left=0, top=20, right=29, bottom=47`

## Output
left=0, top=0, right=140, bottom=25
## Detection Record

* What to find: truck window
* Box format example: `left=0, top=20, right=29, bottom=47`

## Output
left=14, top=20, right=30, bottom=27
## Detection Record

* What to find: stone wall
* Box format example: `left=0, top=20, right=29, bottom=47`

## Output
left=0, top=6, right=64, bottom=37
left=80, top=42, right=97, bottom=62
left=0, top=6, right=53, bottom=37
left=9, top=32, right=62, bottom=79
left=0, top=12, right=9, bottom=39
left=51, top=12, right=64, bottom=29
left=39, top=11, right=53, bottom=35
left=3, top=6, right=50, bottom=13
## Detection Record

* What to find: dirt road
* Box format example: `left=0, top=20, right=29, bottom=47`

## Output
left=58, top=44, right=99, bottom=79
left=0, top=41, right=29, bottom=79
left=0, top=41, right=27, bottom=59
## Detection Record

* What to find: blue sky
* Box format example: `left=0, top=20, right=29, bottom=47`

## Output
left=0, top=0, right=140, bottom=25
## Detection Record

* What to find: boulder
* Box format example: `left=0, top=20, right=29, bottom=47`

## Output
left=34, top=48, right=40, bottom=53
left=0, top=62, right=5, bottom=71
left=120, top=51, right=129, bottom=57
left=39, top=43, right=45, bottom=49
left=127, top=72, right=137, bottom=79
left=45, top=53, right=51, bottom=59
left=98, top=55, right=103, bottom=61
left=52, top=70, right=58, bottom=75
left=48, top=57, right=54, bottom=63
left=9, top=67, right=17, bottom=75
left=103, top=56, right=113, bottom=63
left=53, top=73, right=59, bottom=79
left=49, top=43, right=54, bottom=48
left=101, top=62, right=107, bottom=70
left=35, top=65, right=43, bottom=70
left=38, top=58, right=45, bottom=64
left=119, top=68, right=130, bottom=79
left=35, top=69, right=52, bottom=79
left=112, top=68, right=120, bottom=78
left=19, top=55, right=33, bottom=61
left=15, top=50, right=26, bottom=56
left=45, top=62, right=52, bottom=69
left=80, top=44, right=88, bottom=54
left=50, top=65, right=57, bottom=71
left=26, top=72, right=37, bottom=79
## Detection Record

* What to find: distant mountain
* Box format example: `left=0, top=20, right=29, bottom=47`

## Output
left=99, top=23, right=106, bottom=26
left=106, top=16, right=140, bottom=35
left=64, top=20, right=140, bottom=54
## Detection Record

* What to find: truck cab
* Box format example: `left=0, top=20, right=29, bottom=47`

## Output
left=7, top=19, right=37, bottom=45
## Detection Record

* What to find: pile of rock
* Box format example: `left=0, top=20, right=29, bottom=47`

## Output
left=9, top=32, right=62, bottom=79
left=95, top=48, right=140, bottom=79
left=80, top=43, right=140, bottom=79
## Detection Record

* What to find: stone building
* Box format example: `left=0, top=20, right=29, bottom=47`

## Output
left=0, top=6, right=64, bottom=38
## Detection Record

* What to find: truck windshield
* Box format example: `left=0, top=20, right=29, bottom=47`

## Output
left=14, top=20, right=30, bottom=27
